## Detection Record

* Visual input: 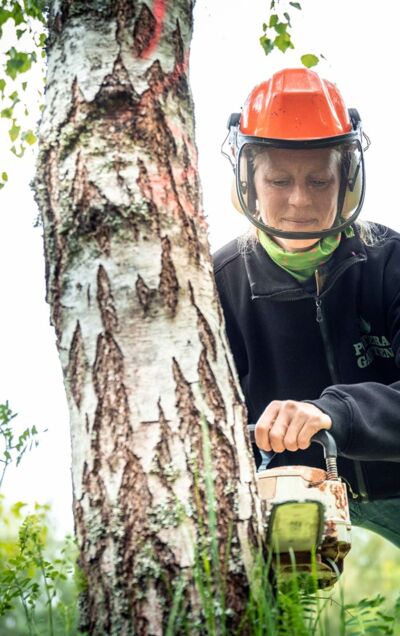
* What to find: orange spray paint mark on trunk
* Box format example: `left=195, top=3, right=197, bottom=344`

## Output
left=142, top=0, right=167, bottom=59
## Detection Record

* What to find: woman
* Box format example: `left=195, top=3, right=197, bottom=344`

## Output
left=214, top=67, right=400, bottom=546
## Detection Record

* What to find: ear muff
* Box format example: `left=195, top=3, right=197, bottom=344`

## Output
left=335, top=110, right=364, bottom=221
left=231, top=177, right=242, bottom=212
left=234, top=147, right=260, bottom=217
left=341, top=150, right=363, bottom=219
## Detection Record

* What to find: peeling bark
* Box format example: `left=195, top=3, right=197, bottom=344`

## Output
left=35, top=1, right=262, bottom=633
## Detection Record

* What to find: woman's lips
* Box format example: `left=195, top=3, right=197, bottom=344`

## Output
left=282, top=218, right=317, bottom=225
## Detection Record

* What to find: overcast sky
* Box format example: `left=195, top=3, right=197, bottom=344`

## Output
left=1, top=0, right=400, bottom=536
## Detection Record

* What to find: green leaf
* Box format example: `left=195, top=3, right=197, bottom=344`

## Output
left=10, top=2, right=25, bottom=26
left=259, top=35, right=274, bottom=56
left=301, top=53, right=319, bottom=68
left=269, top=14, right=278, bottom=27
left=1, top=108, right=13, bottom=119
left=11, top=144, right=25, bottom=158
left=6, top=49, right=32, bottom=80
left=23, top=129, right=37, bottom=145
left=274, top=21, right=288, bottom=35
left=1, top=172, right=8, bottom=182
left=9, top=122, right=21, bottom=142
left=274, top=33, right=294, bottom=53
left=0, top=79, right=5, bottom=93
left=8, top=90, right=19, bottom=104
left=0, top=8, right=11, bottom=27
left=284, top=12, right=292, bottom=27
left=289, top=1, right=302, bottom=8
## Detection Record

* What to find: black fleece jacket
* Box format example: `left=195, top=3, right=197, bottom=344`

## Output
left=213, top=225, right=400, bottom=500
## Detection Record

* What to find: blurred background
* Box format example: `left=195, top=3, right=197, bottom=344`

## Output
left=0, top=0, right=399, bottom=623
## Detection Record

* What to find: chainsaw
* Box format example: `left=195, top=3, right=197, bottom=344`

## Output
left=248, top=425, right=352, bottom=589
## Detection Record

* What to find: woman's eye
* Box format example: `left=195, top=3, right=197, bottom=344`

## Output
left=310, top=179, right=329, bottom=188
left=270, top=179, right=290, bottom=187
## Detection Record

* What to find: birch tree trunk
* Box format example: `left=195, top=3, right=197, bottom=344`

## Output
left=35, top=1, right=263, bottom=633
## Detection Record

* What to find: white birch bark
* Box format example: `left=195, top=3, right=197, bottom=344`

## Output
left=35, top=1, right=263, bottom=633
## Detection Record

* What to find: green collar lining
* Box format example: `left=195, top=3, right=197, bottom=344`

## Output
left=258, top=229, right=354, bottom=282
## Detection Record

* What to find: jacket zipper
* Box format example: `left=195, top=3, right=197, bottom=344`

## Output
left=315, top=270, right=369, bottom=501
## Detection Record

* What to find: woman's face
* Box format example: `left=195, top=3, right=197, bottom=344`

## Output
left=253, top=147, right=341, bottom=252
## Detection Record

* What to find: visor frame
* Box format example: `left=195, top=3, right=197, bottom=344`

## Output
left=235, top=129, right=366, bottom=240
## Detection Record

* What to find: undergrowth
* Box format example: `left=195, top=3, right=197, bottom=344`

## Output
left=1, top=406, right=399, bottom=634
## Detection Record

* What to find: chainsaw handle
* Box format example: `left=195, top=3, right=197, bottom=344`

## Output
left=311, top=430, right=337, bottom=459
left=247, top=425, right=339, bottom=479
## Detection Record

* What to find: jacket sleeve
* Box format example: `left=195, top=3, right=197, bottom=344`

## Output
left=309, top=279, right=400, bottom=462
left=309, top=381, right=400, bottom=461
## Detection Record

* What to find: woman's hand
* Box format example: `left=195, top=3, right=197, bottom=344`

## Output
left=254, top=400, right=332, bottom=452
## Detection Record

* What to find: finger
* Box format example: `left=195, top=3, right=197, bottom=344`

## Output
left=297, top=411, right=332, bottom=449
left=283, top=414, right=308, bottom=452
left=268, top=407, right=292, bottom=453
left=255, top=401, right=281, bottom=451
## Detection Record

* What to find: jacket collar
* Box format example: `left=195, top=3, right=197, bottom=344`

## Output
left=244, top=227, right=367, bottom=300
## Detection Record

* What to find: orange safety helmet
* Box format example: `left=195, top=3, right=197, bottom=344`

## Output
left=224, top=68, right=369, bottom=239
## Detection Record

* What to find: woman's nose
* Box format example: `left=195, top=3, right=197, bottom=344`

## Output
left=288, top=184, right=311, bottom=207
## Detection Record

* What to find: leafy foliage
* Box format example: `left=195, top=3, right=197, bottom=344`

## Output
left=0, top=500, right=82, bottom=636
left=260, top=0, right=322, bottom=68
left=0, top=0, right=46, bottom=186
left=0, top=401, right=39, bottom=489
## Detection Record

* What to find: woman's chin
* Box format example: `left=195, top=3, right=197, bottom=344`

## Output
left=273, top=237, right=320, bottom=253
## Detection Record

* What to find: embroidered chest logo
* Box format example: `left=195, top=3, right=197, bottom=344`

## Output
left=353, top=317, right=394, bottom=368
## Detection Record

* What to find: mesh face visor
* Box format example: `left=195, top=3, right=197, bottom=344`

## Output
left=236, top=136, right=365, bottom=240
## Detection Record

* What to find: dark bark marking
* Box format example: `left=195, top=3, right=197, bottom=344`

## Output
left=154, top=400, right=173, bottom=473
left=68, top=321, right=87, bottom=409
left=96, top=264, right=118, bottom=333
left=72, top=151, right=103, bottom=216
left=198, top=349, right=227, bottom=423
left=133, top=81, right=177, bottom=164
left=189, top=281, right=217, bottom=362
left=39, top=147, right=65, bottom=341
left=135, top=273, right=155, bottom=314
left=70, top=151, right=114, bottom=255
left=136, top=158, right=161, bottom=236
left=96, top=55, right=139, bottom=126
left=176, top=194, right=201, bottom=265
left=115, top=0, right=137, bottom=42
left=168, top=20, right=190, bottom=100
left=132, top=3, right=157, bottom=57
left=77, top=462, right=113, bottom=635
left=116, top=453, right=151, bottom=584
left=172, top=357, right=200, bottom=441
left=159, top=236, right=179, bottom=318
left=198, top=420, right=248, bottom=623
left=92, top=332, right=130, bottom=465
left=181, top=138, right=200, bottom=214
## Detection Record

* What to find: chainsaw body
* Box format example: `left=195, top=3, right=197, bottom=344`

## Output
left=248, top=427, right=352, bottom=589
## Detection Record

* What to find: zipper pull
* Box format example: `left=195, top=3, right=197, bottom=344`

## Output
left=315, top=298, right=323, bottom=323
left=315, top=270, right=323, bottom=323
